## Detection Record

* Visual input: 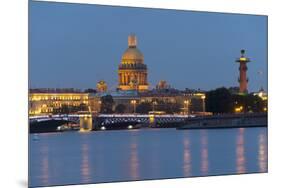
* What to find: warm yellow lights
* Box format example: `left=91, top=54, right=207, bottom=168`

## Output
left=183, top=100, right=190, bottom=115
left=29, top=93, right=90, bottom=116
left=235, top=106, right=244, bottom=113
left=130, top=100, right=137, bottom=105
left=131, top=100, right=137, bottom=113
left=149, top=114, right=155, bottom=124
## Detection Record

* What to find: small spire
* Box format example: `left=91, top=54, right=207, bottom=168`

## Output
left=128, top=34, right=137, bottom=48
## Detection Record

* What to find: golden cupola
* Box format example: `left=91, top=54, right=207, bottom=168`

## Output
left=118, top=34, right=148, bottom=91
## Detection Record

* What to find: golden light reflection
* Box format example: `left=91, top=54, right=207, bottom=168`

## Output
left=200, top=130, right=209, bottom=175
left=236, top=128, right=246, bottom=174
left=40, top=145, right=49, bottom=185
left=258, top=132, right=268, bottom=172
left=129, top=136, right=139, bottom=180
left=183, top=132, right=192, bottom=177
left=129, top=140, right=140, bottom=180
left=80, top=143, right=92, bottom=183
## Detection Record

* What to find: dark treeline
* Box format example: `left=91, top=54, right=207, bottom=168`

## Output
left=205, top=87, right=267, bottom=114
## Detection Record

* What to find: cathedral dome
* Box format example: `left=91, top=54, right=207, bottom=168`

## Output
left=121, top=34, right=144, bottom=63
left=122, top=48, right=144, bottom=61
left=118, top=34, right=149, bottom=91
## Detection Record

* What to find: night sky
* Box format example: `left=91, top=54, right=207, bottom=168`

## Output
left=29, top=1, right=267, bottom=92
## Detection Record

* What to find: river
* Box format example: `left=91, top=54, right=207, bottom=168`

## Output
left=29, top=127, right=267, bottom=187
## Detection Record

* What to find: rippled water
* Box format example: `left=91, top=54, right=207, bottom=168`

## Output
left=29, top=127, right=267, bottom=187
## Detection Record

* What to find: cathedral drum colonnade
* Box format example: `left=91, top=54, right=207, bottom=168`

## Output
left=118, top=34, right=149, bottom=91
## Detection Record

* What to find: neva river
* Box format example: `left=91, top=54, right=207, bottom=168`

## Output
left=29, top=127, right=267, bottom=187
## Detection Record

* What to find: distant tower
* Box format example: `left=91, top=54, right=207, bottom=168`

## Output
left=96, top=80, right=107, bottom=92
left=236, top=50, right=250, bottom=94
left=156, top=80, right=170, bottom=90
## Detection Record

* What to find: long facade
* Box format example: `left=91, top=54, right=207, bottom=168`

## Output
left=29, top=91, right=89, bottom=116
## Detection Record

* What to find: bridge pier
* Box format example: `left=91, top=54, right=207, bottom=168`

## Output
left=149, top=115, right=156, bottom=127
left=79, top=114, right=93, bottom=132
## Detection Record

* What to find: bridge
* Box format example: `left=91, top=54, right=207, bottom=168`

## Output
left=29, top=113, right=267, bottom=133
left=29, top=114, right=191, bottom=133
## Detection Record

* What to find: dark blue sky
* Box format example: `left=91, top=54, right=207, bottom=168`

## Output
left=29, top=1, right=267, bottom=92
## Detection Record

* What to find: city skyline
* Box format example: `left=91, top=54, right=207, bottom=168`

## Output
left=29, top=1, right=268, bottom=92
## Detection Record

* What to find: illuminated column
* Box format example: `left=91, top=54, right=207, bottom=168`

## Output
left=121, top=73, right=124, bottom=85
left=137, top=73, right=140, bottom=85
left=124, top=73, right=126, bottom=85
left=139, top=73, right=142, bottom=85
left=125, top=73, right=128, bottom=85
left=236, top=50, right=250, bottom=94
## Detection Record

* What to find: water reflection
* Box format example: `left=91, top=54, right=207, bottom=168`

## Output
left=80, top=143, right=92, bottom=183
left=40, top=145, right=49, bottom=185
left=30, top=128, right=268, bottom=187
left=183, top=131, right=192, bottom=177
left=129, top=134, right=139, bottom=179
left=200, top=130, right=209, bottom=175
left=236, top=128, right=246, bottom=174
left=258, top=131, right=267, bottom=172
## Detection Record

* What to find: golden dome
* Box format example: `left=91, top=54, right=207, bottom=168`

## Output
left=122, top=48, right=144, bottom=61
left=121, top=34, right=144, bottom=63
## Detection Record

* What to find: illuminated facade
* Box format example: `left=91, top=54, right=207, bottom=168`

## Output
left=236, top=50, right=251, bottom=94
left=118, top=34, right=149, bottom=91
left=89, top=90, right=206, bottom=114
left=29, top=91, right=89, bottom=116
left=29, top=89, right=206, bottom=115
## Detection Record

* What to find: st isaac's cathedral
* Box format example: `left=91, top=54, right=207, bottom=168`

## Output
left=118, top=34, right=149, bottom=91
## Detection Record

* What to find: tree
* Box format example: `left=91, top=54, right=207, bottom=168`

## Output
left=136, top=102, right=152, bottom=114
left=206, top=87, right=233, bottom=114
left=78, top=103, right=88, bottom=111
left=100, top=95, right=114, bottom=113
left=232, top=94, right=265, bottom=113
left=206, top=87, right=267, bottom=114
left=115, top=104, right=126, bottom=114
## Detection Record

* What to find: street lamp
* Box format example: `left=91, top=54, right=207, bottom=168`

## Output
left=131, top=100, right=137, bottom=114
left=184, top=100, right=189, bottom=115
left=201, top=95, right=206, bottom=113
